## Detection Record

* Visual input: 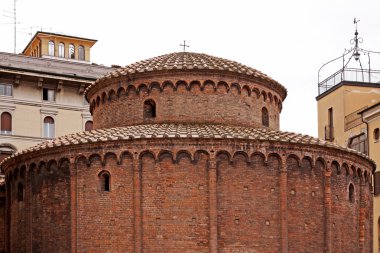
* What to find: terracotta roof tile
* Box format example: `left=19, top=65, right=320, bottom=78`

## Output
left=85, top=52, right=286, bottom=98
left=1, top=124, right=373, bottom=167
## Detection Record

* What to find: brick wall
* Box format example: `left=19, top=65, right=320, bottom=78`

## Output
left=287, top=157, right=325, bottom=252
left=29, top=160, right=71, bottom=252
left=90, top=74, right=282, bottom=130
left=0, top=188, right=5, bottom=253
left=1, top=139, right=374, bottom=252
left=141, top=151, right=209, bottom=252
left=217, top=152, right=281, bottom=251
left=76, top=152, right=134, bottom=252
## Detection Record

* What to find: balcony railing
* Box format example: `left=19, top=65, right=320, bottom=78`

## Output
left=318, top=68, right=380, bottom=95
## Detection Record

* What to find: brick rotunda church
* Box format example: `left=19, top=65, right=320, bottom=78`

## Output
left=1, top=52, right=375, bottom=253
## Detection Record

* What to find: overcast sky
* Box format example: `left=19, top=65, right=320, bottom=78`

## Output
left=1, top=0, right=380, bottom=137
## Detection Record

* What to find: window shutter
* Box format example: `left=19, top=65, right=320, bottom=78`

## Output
left=1, top=112, right=12, bottom=132
left=374, top=171, right=380, bottom=195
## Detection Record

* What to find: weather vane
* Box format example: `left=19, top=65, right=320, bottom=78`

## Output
left=180, top=40, right=189, bottom=52
left=351, top=18, right=363, bottom=61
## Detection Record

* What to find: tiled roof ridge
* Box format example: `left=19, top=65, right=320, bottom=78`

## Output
left=1, top=124, right=373, bottom=167
left=84, top=52, right=287, bottom=97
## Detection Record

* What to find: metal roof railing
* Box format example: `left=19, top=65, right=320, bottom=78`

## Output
left=318, top=68, right=380, bottom=95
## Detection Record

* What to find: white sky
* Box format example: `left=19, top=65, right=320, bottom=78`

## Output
left=1, top=0, right=380, bottom=137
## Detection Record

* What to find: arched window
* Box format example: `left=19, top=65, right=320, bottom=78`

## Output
left=1, top=112, right=12, bottom=134
left=17, top=183, right=24, bottom=202
left=99, top=171, right=110, bottom=192
left=69, top=44, right=75, bottom=59
left=78, top=45, right=85, bottom=61
left=262, top=107, right=269, bottom=127
left=374, top=128, right=379, bottom=141
left=144, top=100, right=156, bottom=118
left=58, top=42, right=65, bottom=57
left=43, top=116, right=55, bottom=138
left=48, top=41, right=55, bottom=56
left=349, top=183, right=355, bottom=203
left=85, top=120, right=93, bottom=131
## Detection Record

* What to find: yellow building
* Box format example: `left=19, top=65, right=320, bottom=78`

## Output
left=0, top=32, right=112, bottom=160
left=22, top=31, right=96, bottom=62
left=317, top=26, right=380, bottom=252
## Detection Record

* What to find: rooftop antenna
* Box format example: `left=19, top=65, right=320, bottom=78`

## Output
left=2, top=0, right=18, bottom=53
left=13, top=0, right=17, bottom=53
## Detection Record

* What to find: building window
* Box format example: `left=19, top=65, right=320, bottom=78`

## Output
left=144, top=100, right=156, bottom=118
left=374, top=171, right=380, bottom=195
left=43, top=88, right=55, bottom=102
left=325, top=107, right=334, bottom=141
left=374, top=128, right=379, bottom=142
left=43, top=116, right=55, bottom=138
left=48, top=41, right=55, bottom=56
left=349, top=183, right=355, bottom=203
left=17, top=183, right=24, bottom=202
left=1, top=112, right=12, bottom=134
left=78, top=45, right=85, bottom=60
left=262, top=107, right=269, bottom=127
left=348, top=133, right=368, bottom=154
left=85, top=121, right=93, bottom=131
left=99, top=171, right=110, bottom=192
left=58, top=42, right=65, bottom=57
left=0, top=83, right=12, bottom=96
left=69, top=44, right=75, bottom=59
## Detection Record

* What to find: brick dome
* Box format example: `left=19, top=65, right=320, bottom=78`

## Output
left=85, top=52, right=287, bottom=99
left=1, top=52, right=374, bottom=253
left=85, top=52, right=287, bottom=130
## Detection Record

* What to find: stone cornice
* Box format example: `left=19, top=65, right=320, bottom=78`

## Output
left=0, top=97, right=90, bottom=112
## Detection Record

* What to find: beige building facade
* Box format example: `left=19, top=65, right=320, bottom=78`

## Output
left=0, top=32, right=112, bottom=160
left=317, top=39, right=380, bottom=251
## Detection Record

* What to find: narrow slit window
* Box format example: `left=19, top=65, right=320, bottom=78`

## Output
left=349, top=184, right=355, bottom=203
left=99, top=171, right=110, bottom=192
left=262, top=107, right=269, bottom=127
left=144, top=100, right=156, bottom=118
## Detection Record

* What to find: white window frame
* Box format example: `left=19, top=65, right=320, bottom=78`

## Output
left=69, top=44, right=75, bottom=59
left=41, top=109, right=58, bottom=139
left=48, top=41, right=55, bottom=56
left=78, top=45, right=85, bottom=61
left=0, top=83, right=13, bottom=96
left=42, top=88, right=56, bottom=102
left=58, top=42, right=65, bottom=58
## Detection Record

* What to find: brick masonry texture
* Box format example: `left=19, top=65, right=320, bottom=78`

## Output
left=1, top=138, right=374, bottom=253
left=0, top=52, right=375, bottom=253
left=0, top=186, right=5, bottom=253
left=89, top=73, right=282, bottom=130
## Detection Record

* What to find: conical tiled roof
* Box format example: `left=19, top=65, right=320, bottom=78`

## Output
left=85, top=52, right=287, bottom=98
left=1, top=124, right=373, bottom=166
